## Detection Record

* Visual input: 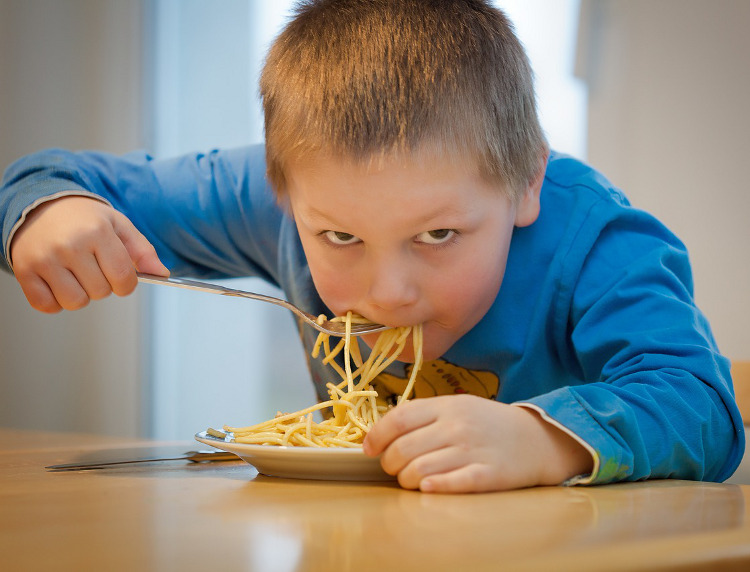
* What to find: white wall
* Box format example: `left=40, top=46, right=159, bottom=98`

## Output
left=0, top=0, right=147, bottom=436
left=579, top=0, right=750, bottom=361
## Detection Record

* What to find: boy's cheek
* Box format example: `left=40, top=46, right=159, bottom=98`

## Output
left=308, top=267, right=361, bottom=315
left=301, top=246, right=354, bottom=307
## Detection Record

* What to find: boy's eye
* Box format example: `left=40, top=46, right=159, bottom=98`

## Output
left=415, top=229, right=456, bottom=245
left=323, top=230, right=362, bottom=245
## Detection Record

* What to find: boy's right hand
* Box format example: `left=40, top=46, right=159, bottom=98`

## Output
left=9, top=196, right=168, bottom=313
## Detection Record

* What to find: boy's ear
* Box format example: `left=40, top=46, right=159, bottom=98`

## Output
left=514, top=155, right=547, bottom=228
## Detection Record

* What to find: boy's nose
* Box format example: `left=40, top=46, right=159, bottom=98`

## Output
left=366, top=257, right=419, bottom=314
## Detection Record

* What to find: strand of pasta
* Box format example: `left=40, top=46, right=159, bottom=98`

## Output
left=224, top=312, right=423, bottom=447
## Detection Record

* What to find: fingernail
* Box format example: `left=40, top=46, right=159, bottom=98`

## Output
left=420, top=479, right=434, bottom=493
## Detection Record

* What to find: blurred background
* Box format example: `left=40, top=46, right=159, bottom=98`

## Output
left=0, top=0, right=748, bottom=440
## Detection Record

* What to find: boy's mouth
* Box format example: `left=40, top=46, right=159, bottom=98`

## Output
left=355, top=319, right=458, bottom=363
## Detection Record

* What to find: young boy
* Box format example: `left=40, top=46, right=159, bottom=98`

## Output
left=0, top=0, right=744, bottom=493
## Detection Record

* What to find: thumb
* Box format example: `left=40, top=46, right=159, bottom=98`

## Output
left=112, top=212, right=169, bottom=276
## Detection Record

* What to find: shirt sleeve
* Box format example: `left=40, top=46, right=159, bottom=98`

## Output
left=520, top=203, right=745, bottom=485
left=0, top=145, right=286, bottom=283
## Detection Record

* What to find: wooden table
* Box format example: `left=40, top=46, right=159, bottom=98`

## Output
left=1, top=429, right=748, bottom=571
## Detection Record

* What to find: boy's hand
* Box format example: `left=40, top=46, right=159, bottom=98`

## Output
left=363, top=395, right=593, bottom=493
left=9, top=196, right=168, bottom=313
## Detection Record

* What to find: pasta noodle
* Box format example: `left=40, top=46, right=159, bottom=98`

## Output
left=223, top=312, right=423, bottom=447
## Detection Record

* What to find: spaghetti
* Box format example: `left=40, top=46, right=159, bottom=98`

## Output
left=223, top=312, right=423, bottom=447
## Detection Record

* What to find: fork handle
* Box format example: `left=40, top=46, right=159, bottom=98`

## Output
left=136, top=273, right=295, bottom=312
left=137, top=273, right=388, bottom=337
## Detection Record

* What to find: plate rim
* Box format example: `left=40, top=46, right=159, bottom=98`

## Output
left=194, top=430, right=394, bottom=481
left=195, top=430, right=370, bottom=456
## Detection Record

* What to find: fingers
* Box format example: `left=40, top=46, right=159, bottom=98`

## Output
left=96, top=214, right=153, bottom=296
left=392, top=444, right=463, bottom=490
left=112, top=212, right=169, bottom=278
left=15, top=272, right=62, bottom=313
left=16, top=260, right=106, bottom=313
left=10, top=196, right=168, bottom=312
left=363, top=399, right=438, bottom=456
left=377, top=417, right=449, bottom=475
left=364, top=398, right=460, bottom=490
left=375, top=419, right=498, bottom=492
left=93, top=211, right=169, bottom=297
left=17, top=249, right=118, bottom=312
left=77, top=252, right=122, bottom=301
left=363, top=395, right=528, bottom=493
left=418, top=463, right=499, bottom=494
left=93, top=239, right=139, bottom=297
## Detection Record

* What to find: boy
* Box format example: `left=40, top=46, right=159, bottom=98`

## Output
left=0, top=0, right=744, bottom=493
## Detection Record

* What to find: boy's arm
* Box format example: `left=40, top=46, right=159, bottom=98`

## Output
left=1, top=146, right=285, bottom=294
left=519, top=211, right=745, bottom=485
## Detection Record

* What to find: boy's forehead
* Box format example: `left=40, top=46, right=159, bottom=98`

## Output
left=284, top=149, right=513, bottom=207
left=287, top=145, right=483, bottom=179
left=286, top=150, right=510, bottom=216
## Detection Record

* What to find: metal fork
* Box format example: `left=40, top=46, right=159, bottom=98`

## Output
left=136, top=273, right=388, bottom=337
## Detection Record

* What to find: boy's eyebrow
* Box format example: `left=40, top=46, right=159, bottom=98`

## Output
left=296, top=205, right=346, bottom=226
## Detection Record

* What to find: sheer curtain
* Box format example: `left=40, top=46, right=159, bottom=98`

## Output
left=146, top=0, right=585, bottom=439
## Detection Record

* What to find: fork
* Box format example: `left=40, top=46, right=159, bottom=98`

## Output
left=136, top=273, right=388, bottom=337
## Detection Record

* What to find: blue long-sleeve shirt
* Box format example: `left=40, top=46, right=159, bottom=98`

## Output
left=1, top=145, right=744, bottom=484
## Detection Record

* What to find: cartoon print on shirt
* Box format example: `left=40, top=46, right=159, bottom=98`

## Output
left=372, top=359, right=500, bottom=408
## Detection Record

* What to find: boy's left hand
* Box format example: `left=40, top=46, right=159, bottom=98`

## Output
left=362, top=395, right=593, bottom=493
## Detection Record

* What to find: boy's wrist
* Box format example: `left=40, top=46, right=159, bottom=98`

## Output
left=514, top=404, right=594, bottom=485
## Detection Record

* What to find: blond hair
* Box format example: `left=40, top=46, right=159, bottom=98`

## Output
left=260, top=0, right=548, bottom=202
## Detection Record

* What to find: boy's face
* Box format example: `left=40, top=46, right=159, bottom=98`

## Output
left=285, top=151, right=541, bottom=362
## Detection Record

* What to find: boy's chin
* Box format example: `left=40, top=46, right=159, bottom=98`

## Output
left=417, top=341, right=454, bottom=362
left=393, top=342, right=452, bottom=363
left=359, top=329, right=454, bottom=363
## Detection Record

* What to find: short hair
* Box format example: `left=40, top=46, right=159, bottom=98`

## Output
left=260, top=0, right=548, bottom=202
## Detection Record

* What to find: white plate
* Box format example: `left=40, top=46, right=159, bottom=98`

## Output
left=194, top=431, right=395, bottom=481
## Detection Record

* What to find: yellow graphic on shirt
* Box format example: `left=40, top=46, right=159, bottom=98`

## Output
left=372, top=359, right=500, bottom=407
